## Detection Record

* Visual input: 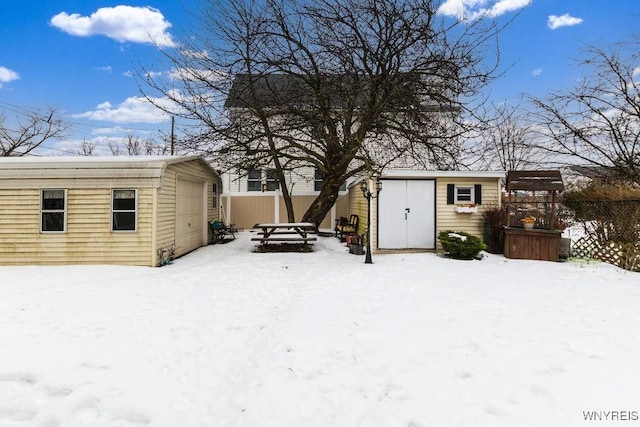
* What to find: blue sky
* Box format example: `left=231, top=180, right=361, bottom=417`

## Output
left=0, top=0, right=639, bottom=156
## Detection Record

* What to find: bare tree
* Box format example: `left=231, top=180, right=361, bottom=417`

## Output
left=77, top=139, right=96, bottom=156
left=146, top=0, right=503, bottom=225
left=475, top=101, right=539, bottom=172
left=530, top=38, right=640, bottom=183
left=124, top=133, right=143, bottom=155
left=0, top=108, right=68, bottom=156
left=108, top=140, right=124, bottom=156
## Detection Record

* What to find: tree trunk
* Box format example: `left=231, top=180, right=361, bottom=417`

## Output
left=302, top=177, right=344, bottom=227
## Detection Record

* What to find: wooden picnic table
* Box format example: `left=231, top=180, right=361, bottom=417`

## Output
left=251, top=222, right=318, bottom=245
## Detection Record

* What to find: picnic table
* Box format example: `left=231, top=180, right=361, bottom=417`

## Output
left=251, top=222, right=318, bottom=245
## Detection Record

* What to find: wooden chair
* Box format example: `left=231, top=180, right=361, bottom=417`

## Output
left=334, top=214, right=359, bottom=241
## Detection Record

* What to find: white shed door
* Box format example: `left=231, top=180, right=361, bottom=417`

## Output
left=176, top=178, right=205, bottom=257
left=378, top=179, right=435, bottom=249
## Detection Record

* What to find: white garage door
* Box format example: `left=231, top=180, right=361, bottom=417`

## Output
left=378, top=179, right=435, bottom=249
left=175, top=178, right=205, bottom=257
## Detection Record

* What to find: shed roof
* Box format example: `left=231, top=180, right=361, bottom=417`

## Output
left=506, top=170, right=564, bottom=192
left=0, top=155, right=218, bottom=182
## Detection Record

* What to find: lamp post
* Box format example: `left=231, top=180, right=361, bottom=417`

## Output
left=360, top=177, right=382, bottom=264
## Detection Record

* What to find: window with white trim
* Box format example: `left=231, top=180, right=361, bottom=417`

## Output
left=247, top=169, right=262, bottom=191
left=314, top=169, right=324, bottom=191
left=112, top=189, right=137, bottom=231
left=41, top=189, right=66, bottom=232
left=265, top=169, right=279, bottom=191
left=212, top=182, right=218, bottom=208
left=455, top=186, right=474, bottom=203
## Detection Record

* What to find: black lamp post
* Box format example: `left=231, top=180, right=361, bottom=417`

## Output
left=360, top=177, right=382, bottom=264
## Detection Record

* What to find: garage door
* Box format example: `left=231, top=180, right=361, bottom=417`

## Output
left=378, top=179, right=435, bottom=249
left=175, top=178, right=205, bottom=257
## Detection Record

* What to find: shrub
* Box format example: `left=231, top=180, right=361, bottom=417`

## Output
left=482, top=206, right=505, bottom=254
left=562, top=182, right=640, bottom=245
left=438, top=230, right=487, bottom=260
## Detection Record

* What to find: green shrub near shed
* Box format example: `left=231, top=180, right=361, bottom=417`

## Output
left=438, top=230, right=487, bottom=260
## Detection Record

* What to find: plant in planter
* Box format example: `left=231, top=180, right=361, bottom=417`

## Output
left=438, top=231, right=487, bottom=260
left=520, top=216, right=536, bottom=230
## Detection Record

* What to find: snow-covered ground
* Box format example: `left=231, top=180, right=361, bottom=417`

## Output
left=1, top=232, right=639, bottom=427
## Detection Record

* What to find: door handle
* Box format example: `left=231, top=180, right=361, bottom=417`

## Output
left=404, top=208, right=410, bottom=220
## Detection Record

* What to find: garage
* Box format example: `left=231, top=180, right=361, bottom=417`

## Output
left=378, top=179, right=436, bottom=249
left=175, top=177, right=207, bottom=257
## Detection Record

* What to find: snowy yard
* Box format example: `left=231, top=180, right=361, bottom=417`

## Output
left=1, top=232, right=640, bottom=427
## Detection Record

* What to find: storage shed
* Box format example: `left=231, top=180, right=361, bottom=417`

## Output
left=347, top=170, right=504, bottom=252
left=0, top=156, right=221, bottom=266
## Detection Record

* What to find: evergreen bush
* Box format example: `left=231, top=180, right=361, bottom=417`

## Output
left=438, top=231, right=487, bottom=260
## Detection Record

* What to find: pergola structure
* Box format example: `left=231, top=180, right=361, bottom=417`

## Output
left=504, top=170, right=565, bottom=262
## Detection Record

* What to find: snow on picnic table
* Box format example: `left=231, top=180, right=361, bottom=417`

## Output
left=1, top=232, right=639, bottom=427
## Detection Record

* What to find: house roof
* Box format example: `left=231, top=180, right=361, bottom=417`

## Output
left=506, top=170, right=564, bottom=192
left=0, top=155, right=219, bottom=182
left=225, top=73, right=459, bottom=112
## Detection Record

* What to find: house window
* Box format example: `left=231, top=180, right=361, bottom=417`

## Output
left=265, top=169, right=279, bottom=191
left=112, top=189, right=137, bottom=231
left=41, top=189, right=66, bottom=232
left=447, top=183, right=482, bottom=205
left=314, top=169, right=347, bottom=192
left=212, top=182, right=218, bottom=208
left=455, top=186, right=474, bottom=203
left=247, top=169, right=262, bottom=191
left=314, top=169, right=324, bottom=191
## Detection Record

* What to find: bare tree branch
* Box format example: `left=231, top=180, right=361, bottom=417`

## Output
left=0, top=108, right=68, bottom=156
left=529, top=38, right=640, bottom=183
left=143, top=0, right=502, bottom=225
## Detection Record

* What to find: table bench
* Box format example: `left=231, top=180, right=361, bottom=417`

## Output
left=252, top=222, right=318, bottom=246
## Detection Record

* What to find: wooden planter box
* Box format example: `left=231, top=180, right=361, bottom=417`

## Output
left=504, top=227, right=562, bottom=262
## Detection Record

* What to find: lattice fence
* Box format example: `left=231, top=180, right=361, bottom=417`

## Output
left=571, top=236, right=640, bottom=272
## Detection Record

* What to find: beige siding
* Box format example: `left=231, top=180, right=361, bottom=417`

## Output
left=0, top=188, right=154, bottom=266
left=157, top=160, right=220, bottom=263
left=0, top=156, right=220, bottom=267
left=435, top=177, right=501, bottom=249
left=348, top=184, right=368, bottom=236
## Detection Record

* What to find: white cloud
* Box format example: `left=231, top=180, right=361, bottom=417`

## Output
left=50, top=6, right=175, bottom=47
left=72, top=96, right=175, bottom=124
left=0, top=66, right=19, bottom=87
left=438, top=0, right=531, bottom=20
left=547, top=14, right=583, bottom=30
left=94, top=66, right=112, bottom=73
left=532, top=68, right=543, bottom=77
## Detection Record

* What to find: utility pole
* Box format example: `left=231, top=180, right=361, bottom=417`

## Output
left=170, top=116, right=175, bottom=155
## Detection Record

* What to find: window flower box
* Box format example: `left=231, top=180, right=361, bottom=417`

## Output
left=455, top=204, right=477, bottom=213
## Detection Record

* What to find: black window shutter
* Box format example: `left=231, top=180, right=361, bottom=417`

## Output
left=474, top=184, right=482, bottom=204
left=447, top=184, right=455, bottom=204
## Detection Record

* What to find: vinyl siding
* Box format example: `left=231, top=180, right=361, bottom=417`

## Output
left=0, top=187, right=154, bottom=266
left=435, top=177, right=501, bottom=249
left=0, top=156, right=220, bottom=267
left=348, top=183, right=368, bottom=237
left=156, top=160, right=220, bottom=263
left=223, top=166, right=316, bottom=193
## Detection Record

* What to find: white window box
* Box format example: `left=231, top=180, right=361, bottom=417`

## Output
left=455, top=206, right=478, bottom=214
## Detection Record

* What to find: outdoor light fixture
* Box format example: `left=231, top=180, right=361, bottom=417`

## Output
left=361, top=177, right=382, bottom=264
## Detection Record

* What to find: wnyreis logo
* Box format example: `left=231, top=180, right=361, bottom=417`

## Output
left=582, top=410, right=639, bottom=422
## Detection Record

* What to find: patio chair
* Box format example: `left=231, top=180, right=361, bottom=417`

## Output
left=209, top=219, right=237, bottom=243
left=334, top=214, right=359, bottom=241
